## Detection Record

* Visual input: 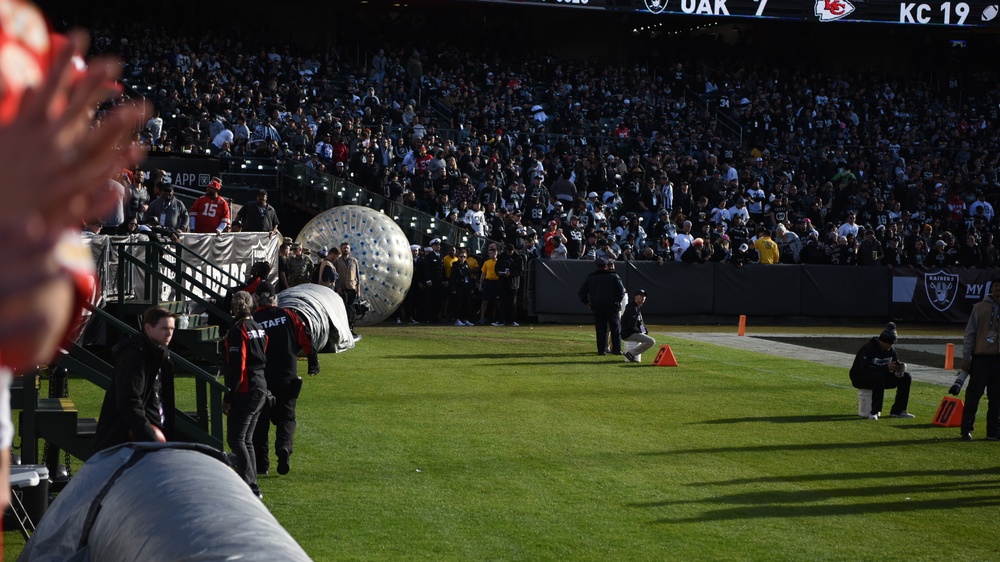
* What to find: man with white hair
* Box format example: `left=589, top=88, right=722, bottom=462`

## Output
left=672, top=220, right=695, bottom=261
left=774, top=223, right=802, bottom=264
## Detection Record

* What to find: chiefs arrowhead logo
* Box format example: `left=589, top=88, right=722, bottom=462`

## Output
left=815, top=0, right=855, bottom=21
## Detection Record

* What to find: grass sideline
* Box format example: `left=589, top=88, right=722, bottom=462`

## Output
left=6, top=323, right=997, bottom=561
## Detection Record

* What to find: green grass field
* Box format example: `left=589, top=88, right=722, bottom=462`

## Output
left=6, top=324, right=999, bottom=561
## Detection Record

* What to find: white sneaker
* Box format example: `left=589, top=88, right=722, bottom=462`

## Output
left=455, top=320, right=465, bottom=327
left=890, top=412, right=915, bottom=419
left=868, top=413, right=879, bottom=420
left=510, top=322, right=519, bottom=327
left=396, top=318, right=402, bottom=324
left=491, top=322, right=503, bottom=327
left=464, top=321, right=474, bottom=326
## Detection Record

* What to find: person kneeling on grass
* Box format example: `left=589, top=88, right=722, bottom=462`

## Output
left=621, top=289, right=655, bottom=363
left=849, top=322, right=914, bottom=420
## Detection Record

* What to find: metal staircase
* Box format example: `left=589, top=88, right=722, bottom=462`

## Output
left=16, top=236, right=239, bottom=468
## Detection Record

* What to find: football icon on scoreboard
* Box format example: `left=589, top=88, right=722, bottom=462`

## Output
left=815, top=0, right=855, bottom=21
left=983, top=5, right=999, bottom=21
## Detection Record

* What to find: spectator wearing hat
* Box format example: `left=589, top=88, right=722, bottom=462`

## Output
left=252, top=281, right=313, bottom=475
left=543, top=219, right=567, bottom=258
left=463, top=199, right=487, bottom=237
left=286, top=243, right=314, bottom=288
left=420, top=238, right=446, bottom=323
left=189, top=177, right=231, bottom=234
left=728, top=197, right=750, bottom=225
left=495, top=244, right=524, bottom=326
left=578, top=257, right=626, bottom=356
left=143, top=183, right=189, bottom=232
left=884, top=236, right=906, bottom=267
left=621, top=289, right=655, bottom=363
left=648, top=209, right=674, bottom=241
left=857, top=228, right=885, bottom=266
left=849, top=322, right=914, bottom=420
left=928, top=238, right=956, bottom=268
left=235, top=189, right=280, bottom=238
left=711, top=235, right=732, bottom=263
left=959, top=278, right=1000, bottom=440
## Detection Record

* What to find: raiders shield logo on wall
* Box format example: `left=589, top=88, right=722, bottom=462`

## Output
left=925, top=270, right=960, bottom=312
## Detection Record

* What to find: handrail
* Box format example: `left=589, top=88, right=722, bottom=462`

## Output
left=684, top=86, right=744, bottom=146
left=116, top=235, right=244, bottom=290
left=81, top=302, right=227, bottom=445
left=160, top=239, right=245, bottom=290
left=281, top=161, right=501, bottom=254
left=116, top=242, right=234, bottom=322
left=83, top=302, right=227, bottom=392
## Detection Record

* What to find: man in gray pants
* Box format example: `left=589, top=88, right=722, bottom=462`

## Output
left=621, top=289, right=655, bottom=363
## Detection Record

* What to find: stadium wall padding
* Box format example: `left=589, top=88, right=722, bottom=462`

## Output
left=532, top=261, right=909, bottom=319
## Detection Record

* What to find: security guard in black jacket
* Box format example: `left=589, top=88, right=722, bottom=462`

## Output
left=578, top=257, right=626, bottom=355
left=252, top=282, right=313, bottom=475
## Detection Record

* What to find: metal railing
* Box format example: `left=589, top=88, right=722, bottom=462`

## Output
left=68, top=304, right=228, bottom=450
left=280, top=161, right=499, bottom=254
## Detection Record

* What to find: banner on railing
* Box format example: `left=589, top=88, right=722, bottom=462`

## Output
left=891, top=266, right=996, bottom=322
left=92, top=233, right=280, bottom=306
left=160, top=233, right=281, bottom=303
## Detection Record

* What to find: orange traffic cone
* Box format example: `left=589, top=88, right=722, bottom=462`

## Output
left=932, top=396, right=964, bottom=427
left=653, top=345, right=678, bottom=367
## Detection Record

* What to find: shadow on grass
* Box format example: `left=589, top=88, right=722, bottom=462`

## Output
left=632, top=480, right=1000, bottom=509
left=639, top=438, right=946, bottom=455
left=388, top=352, right=590, bottom=360
left=697, top=414, right=861, bottom=424
left=690, top=466, right=1000, bottom=486
left=644, top=495, right=1000, bottom=523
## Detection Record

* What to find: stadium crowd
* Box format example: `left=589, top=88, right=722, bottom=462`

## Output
left=84, top=20, right=1000, bottom=275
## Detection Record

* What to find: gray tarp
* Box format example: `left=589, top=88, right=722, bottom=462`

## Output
left=18, top=443, right=312, bottom=561
left=278, top=283, right=355, bottom=353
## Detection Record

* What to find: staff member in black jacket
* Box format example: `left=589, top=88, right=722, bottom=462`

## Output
left=578, top=257, right=626, bottom=356
left=94, top=307, right=177, bottom=451
left=223, top=291, right=268, bottom=498
left=495, top=244, right=524, bottom=327
left=621, top=289, right=655, bottom=363
left=252, top=282, right=313, bottom=475
left=849, top=323, right=914, bottom=420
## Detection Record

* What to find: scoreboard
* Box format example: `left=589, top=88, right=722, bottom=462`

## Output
left=473, top=0, right=1000, bottom=27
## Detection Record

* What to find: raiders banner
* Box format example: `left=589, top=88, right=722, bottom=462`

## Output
left=891, top=266, right=997, bottom=323
left=92, top=233, right=280, bottom=304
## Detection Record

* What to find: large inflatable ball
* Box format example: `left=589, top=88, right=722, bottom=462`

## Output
left=296, top=205, right=412, bottom=325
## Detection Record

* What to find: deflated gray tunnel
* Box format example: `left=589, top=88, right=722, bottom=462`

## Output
left=18, top=443, right=312, bottom=561
left=278, top=283, right=355, bottom=353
